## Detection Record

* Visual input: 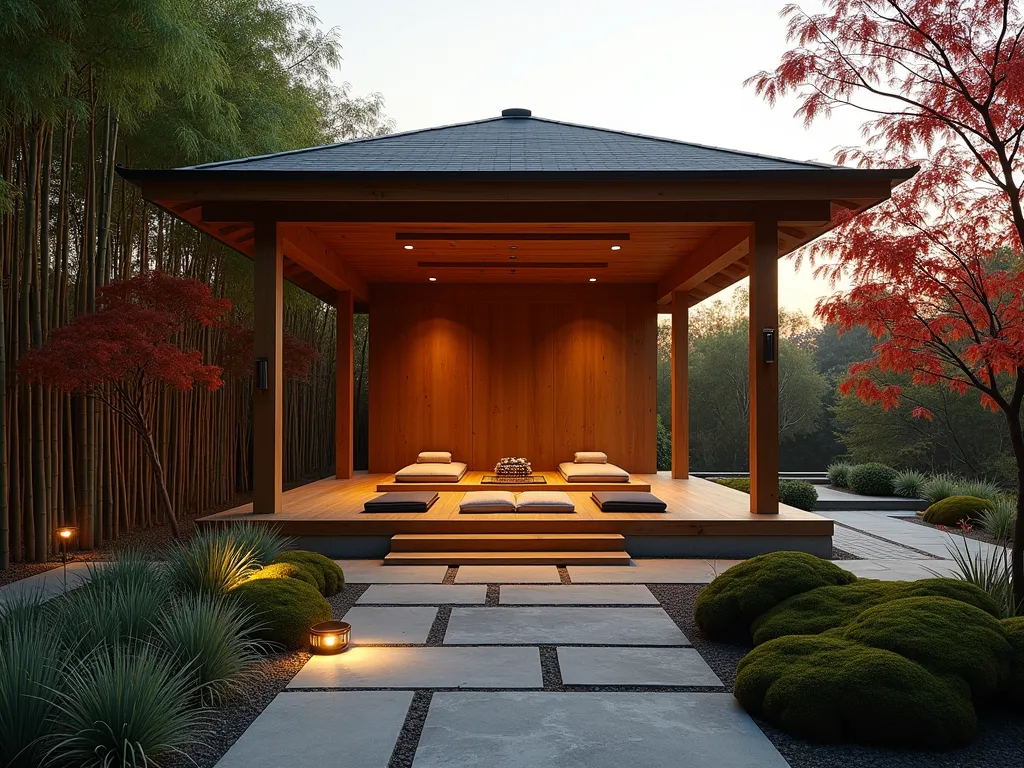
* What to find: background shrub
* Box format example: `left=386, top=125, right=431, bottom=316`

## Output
left=734, top=634, right=977, bottom=749
left=893, top=470, right=927, bottom=498
left=229, top=577, right=332, bottom=650
left=923, top=472, right=963, bottom=503
left=848, top=462, right=898, bottom=496
left=272, top=551, right=345, bottom=596
left=694, top=552, right=856, bottom=641
left=827, top=461, right=853, bottom=488
left=922, top=495, right=993, bottom=526
left=779, top=480, right=818, bottom=511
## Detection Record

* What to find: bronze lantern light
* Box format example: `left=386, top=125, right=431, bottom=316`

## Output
left=309, top=620, right=351, bottom=654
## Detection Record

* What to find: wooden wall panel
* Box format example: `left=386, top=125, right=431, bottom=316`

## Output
left=369, top=284, right=656, bottom=473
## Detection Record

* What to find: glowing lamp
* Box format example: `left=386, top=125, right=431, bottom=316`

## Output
left=309, top=620, right=351, bottom=654
left=57, top=526, right=77, bottom=540
left=55, top=526, right=78, bottom=590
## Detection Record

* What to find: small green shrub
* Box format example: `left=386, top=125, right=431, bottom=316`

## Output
left=734, top=634, right=976, bottom=749
left=978, top=497, right=1018, bottom=542
left=166, top=528, right=260, bottom=596
left=923, top=472, right=963, bottom=503
left=752, top=577, right=999, bottom=645
left=827, top=461, right=853, bottom=488
left=1002, top=617, right=1024, bottom=707
left=229, top=577, right=332, bottom=650
left=246, top=562, right=320, bottom=590
left=272, top=551, right=345, bottom=596
left=223, top=522, right=295, bottom=566
left=893, top=470, right=927, bottom=498
left=157, top=594, right=267, bottom=705
left=922, top=495, right=993, bottom=526
left=712, top=477, right=750, bottom=493
left=779, top=480, right=818, bottom=511
left=848, top=462, right=898, bottom=496
left=694, top=551, right=857, bottom=641
left=44, top=643, right=205, bottom=768
left=835, top=596, right=1012, bottom=700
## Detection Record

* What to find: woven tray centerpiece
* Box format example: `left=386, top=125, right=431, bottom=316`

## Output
left=492, top=456, right=532, bottom=483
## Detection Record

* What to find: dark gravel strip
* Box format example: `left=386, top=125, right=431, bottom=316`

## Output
left=485, top=585, right=500, bottom=605
left=831, top=546, right=860, bottom=560
left=539, top=646, right=563, bottom=687
left=833, top=520, right=943, bottom=559
left=557, top=566, right=572, bottom=584
left=442, top=566, right=458, bottom=584
left=425, top=607, right=452, bottom=645
left=387, top=690, right=432, bottom=768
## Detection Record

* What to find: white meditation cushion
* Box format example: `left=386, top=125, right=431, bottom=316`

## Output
left=574, top=451, right=607, bottom=464
left=515, top=491, right=575, bottom=513
left=459, top=491, right=517, bottom=513
left=395, top=462, right=467, bottom=482
left=558, top=461, right=630, bottom=482
left=416, top=451, right=452, bottom=464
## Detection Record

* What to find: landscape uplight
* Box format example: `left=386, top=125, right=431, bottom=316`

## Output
left=309, top=620, right=351, bottom=654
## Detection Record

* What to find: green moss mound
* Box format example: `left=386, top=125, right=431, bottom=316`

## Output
left=835, top=596, right=1012, bottom=700
left=245, top=562, right=319, bottom=590
left=922, top=495, right=994, bottom=526
left=694, top=551, right=857, bottom=641
left=753, top=578, right=1000, bottom=645
left=848, top=462, right=899, bottom=496
left=229, top=577, right=331, bottom=650
left=272, top=551, right=345, bottom=596
left=1000, top=617, right=1024, bottom=707
left=734, top=634, right=976, bottom=749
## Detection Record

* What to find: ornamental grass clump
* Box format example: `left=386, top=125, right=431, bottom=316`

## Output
left=978, top=496, right=1018, bottom=542
left=932, top=521, right=1019, bottom=619
left=827, top=461, right=853, bottom=488
left=923, top=472, right=963, bottom=504
left=224, top=522, right=294, bottom=567
left=166, top=527, right=260, bottom=596
left=157, top=593, right=267, bottom=705
left=44, top=643, right=205, bottom=768
left=953, top=478, right=1002, bottom=501
left=893, top=470, right=927, bottom=498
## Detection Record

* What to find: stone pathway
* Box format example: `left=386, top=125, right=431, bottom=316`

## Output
left=0, top=561, right=95, bottom=602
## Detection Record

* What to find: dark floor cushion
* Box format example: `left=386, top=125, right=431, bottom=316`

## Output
left=591, top=491, right=667, bottom=512
left=364, top=492, right=439, bottom=513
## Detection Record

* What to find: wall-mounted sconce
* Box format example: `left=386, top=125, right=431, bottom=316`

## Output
left=762, top=328, right=776, bottom=364
left=255, top=357, right=268, bottom=390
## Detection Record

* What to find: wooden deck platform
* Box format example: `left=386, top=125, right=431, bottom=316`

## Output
left=201, top=473, right=833, bottom=559
left=374, top=470, right=651, bottom=493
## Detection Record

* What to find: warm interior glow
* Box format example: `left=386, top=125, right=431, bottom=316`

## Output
left=60, top=530, right=71, bottom=538
left=403, top=244, right=414, bottom=250
left=589, top=277, right=597, bottom=282
left=610, top=245, right=621, bottom=250
left=323, top=635, right=337, bottom=647
left=428, top=276, right=437, bottom=282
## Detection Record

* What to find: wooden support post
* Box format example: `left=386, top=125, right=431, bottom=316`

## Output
left=253, top=220, right=283, bottom=514
left=671, top=292, right=689, bottom=479
left=749, top=217, right=779, bottom=514
left=336, top=290, right=354, bottom=479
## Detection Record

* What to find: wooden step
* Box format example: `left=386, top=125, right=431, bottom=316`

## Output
left=382, top=550, right=632, bottom=566
left=390, top=533, right=626, bottom=553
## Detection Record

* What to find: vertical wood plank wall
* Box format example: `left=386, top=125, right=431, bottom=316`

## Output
left=369, top=284, right=657, bottom=473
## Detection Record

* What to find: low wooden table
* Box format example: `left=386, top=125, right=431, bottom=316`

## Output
left=376, top=470, right=651, bottom=493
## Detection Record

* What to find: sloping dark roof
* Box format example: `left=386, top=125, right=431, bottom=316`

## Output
left=176, top=111, right=845, bottom=175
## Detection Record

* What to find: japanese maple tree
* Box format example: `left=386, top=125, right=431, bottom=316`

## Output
left=749, top=0, right=1024, bottom=608
left=21, top=272, right=231, bottom=538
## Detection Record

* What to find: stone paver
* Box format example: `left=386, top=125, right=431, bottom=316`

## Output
left=0, top=562, right=96, bottom=602
left=832, top=524, right=935, bottom=559
left=214, top=690, right=410, bottom=767
left=820, top=511, right=1006, bottom=560
left=557, top=647, right=722, bottom=686
left=444, top=607, right=688, bottom=645
left=412, top=692, right=789, bottom=768
left=568, top=559, right=741, bottom=584
left=289, top=646, right=543, bottom=689
left=454, top=565, right=561, bottom=583
left=342, top=606, right=437, bottom=644
left=334, top=560, right=448, bottom=584
left=499, top=584, right=658, bottom=605
left=835, top=558, right=958, bottom=580
left=357, top=584, right=486, bottom=605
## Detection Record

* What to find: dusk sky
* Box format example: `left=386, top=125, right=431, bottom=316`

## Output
left=316, top=0, right=861, bottom=318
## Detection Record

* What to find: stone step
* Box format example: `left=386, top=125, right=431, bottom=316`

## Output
left=383, top=550, right=632, bottom=566
left=389, top=533, right=626, bottom=553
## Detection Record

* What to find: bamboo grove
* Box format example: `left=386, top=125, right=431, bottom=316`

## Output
left=0, top=0, right=391, bottom=566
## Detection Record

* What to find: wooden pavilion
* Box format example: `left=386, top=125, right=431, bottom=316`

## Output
left=118, top=108, right=914, bottom=562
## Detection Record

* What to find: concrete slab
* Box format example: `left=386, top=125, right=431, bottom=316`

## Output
left=557, top=647, right=722, bottom=686
left=358, top=584, right=486, bottom=605
left=444, top=607, right=688, bottom=645
left=0, top=562, right=100, bottom=603
left=835, top=558, right=958, bottom=580
left=288, top=646, right=543, bottom=689
left=499, top=585, right=658, bottom=605
left=214, top=690, right=410, bottom=768
left=454, top=565, right=560, bottom=583
left=568, top=559, right=742, bottom=584
left=342, top=606, right=437, bottom=644
left=334, top=560, right=448, bottom=584
left=413, top=692, right=789, bottom=768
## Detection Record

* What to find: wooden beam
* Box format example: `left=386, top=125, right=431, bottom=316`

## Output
left=278, top=224, right=369, bottom=303
left=253, top=220, right=284, bottom=514
left=671, top=292, right=689, bottom=478
left=657, top=227, right=750, bottom=303
left=336, top=290, right=354, bottom=479
left=202, top=200, right=834, bottom=226
left=749, top=218, right=779, bottom=515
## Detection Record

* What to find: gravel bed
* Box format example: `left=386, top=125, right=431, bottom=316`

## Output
left=387, top=691, right=432, bottom=768
left=485, top=584, right=500, bottom=606
left=442, top=566, right=458, bottom=584
left=425, top=606, right=452, bottom=645
left=651, top=583, right=1024, bottom=768
left=896, top=515, right=1008, bottom=547
left=557, top=565, right=571, bottom=584
left=831, top=547, right=860, bottom=560
left=539, top=645, right=563, bottom=686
